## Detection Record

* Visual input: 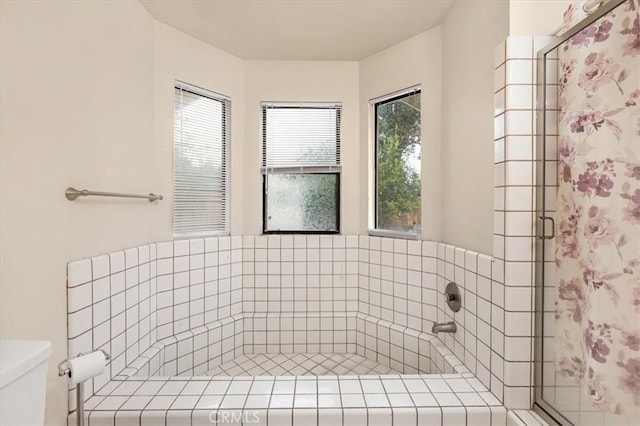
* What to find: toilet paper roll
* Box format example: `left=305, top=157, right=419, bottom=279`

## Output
left=68, top=351, right=106, bottom=384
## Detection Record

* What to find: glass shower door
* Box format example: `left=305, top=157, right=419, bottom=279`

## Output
left=535, top=0, right=640, bottom=425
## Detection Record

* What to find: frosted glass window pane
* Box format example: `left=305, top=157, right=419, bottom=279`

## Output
left=265, top=174, right=338, bottom=232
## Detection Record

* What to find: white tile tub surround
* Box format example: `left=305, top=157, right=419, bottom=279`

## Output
left=66, top=238, right=242, bottom=409
left=357, top=237, right=439, bottom=332
left=66, top=245, right=158, bottom=411
left=154, top=236, right=243, bottom=340
left=244, top=312, right=358, bottom=355
left=241, top=235, right=359, bottom=315
left=355, top=234, right=507, bottom=404
left=68, top=283, right=509, bottom=426
left=68, top=234, right=514, bottom=425
left=434, top=244, right=500, bottom=398
left=124, top=315, right=245, bottom=377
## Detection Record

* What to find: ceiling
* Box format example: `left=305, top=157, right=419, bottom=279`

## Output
left=140, top=0, right=456, bottom=61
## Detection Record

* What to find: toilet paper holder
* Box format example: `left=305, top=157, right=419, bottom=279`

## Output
left=58, top=349, right=110, bottom=426
left=57, top=349, right=110, bottom=377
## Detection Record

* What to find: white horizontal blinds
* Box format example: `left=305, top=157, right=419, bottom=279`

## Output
left=174, top=83, right=230, bottom=237
left=262, top=103, right=341, bottom=172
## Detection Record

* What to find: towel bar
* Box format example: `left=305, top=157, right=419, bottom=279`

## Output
left=65, top=187, right=163, bottom=202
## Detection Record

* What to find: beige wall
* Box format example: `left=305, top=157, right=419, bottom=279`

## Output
left=242, top=61, right=360, bottom=235
left=0, top=2, right=245, bottom=425
left=0, top=1, right=155, bottom=423
left=0, top=1, right=156, bottom=424
left=509, top=0, right=571, bottom=35
left=153, top=21, right=246, bottom=236
left=440, top=0, right=510, bottom=255
left=359, top=28, right=443, bottom=240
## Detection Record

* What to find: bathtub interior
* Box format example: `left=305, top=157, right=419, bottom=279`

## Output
left=71, top=331, right=511, bottom=426
left=120, top=313, right=465, bottom=381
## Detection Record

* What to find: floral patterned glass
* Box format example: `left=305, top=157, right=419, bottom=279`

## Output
left=549, top=0, right=640, bottom=422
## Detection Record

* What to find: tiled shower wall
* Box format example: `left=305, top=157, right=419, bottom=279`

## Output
left=493, top=36, right=555, bottom=409
left=434, top=245, right=500, bottom=399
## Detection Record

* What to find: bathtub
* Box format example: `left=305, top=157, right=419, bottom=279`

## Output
left=66, top=236, right=507, bottom=425
left=70, top=313, right=505, bottom=425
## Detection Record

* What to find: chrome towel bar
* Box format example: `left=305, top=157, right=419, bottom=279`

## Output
left=65, top=187, right=163, bottom=202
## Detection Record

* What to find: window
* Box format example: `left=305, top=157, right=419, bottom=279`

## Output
left=262, top=103, right=341, bottom=233
left=173, top=82, right=230, bottom=238
left=373, top=88, right=421, bottom=237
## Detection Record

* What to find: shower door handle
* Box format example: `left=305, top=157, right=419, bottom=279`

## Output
left=538, top=216, right=555, bottom=240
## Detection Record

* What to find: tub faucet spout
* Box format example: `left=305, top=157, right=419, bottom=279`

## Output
left=431, top=321, right=457, bottom=334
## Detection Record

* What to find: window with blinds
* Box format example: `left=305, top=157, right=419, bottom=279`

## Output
left=173, top=82, right=230, bottom=238
left=262, top=103, right=341, bottom=233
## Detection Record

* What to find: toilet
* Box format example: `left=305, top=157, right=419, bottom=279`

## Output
left=0, top=340, right=52, bottom=426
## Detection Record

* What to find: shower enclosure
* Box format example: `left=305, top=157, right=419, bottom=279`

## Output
left=535, top=0, right=640, bottom=424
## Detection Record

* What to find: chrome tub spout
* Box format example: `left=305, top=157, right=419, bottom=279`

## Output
left=431, top=321, right=457, bottom=334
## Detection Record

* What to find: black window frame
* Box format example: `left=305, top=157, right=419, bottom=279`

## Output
left=261, top=104, right=342, bottom=234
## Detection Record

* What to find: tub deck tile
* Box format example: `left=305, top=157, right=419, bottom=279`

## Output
left=82, top=372, right=508, bottom=425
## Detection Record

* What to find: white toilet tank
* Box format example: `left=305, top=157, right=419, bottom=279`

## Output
left=0, top=340, right=52, bottom=426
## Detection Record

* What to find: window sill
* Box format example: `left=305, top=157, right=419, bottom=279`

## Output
left=174, top=231, right=230, bottom=240
left=263, top=231, right=340, bottom=235
left=367, top=229, right=421, bottom=240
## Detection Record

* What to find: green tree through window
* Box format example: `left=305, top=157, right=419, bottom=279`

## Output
left=375, top=90, right=421, bottom=233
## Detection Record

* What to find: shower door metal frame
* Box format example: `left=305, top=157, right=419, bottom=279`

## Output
left=533, top=1, right=627, bottom=424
